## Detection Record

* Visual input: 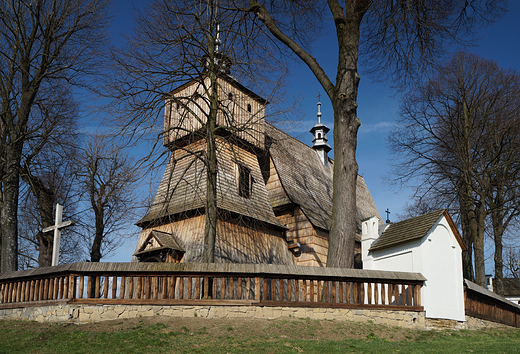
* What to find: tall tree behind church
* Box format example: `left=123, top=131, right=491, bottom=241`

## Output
left=388, top=52, right=520, bottom=287
left=0, top=0, right=110, bottom=272
left=229, top=0, right=507, bottom=268
left=19, top=83, right=82, bottom=268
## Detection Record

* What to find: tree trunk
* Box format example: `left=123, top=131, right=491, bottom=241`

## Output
left=326, top=3, right=363, bottom=268
left=203, top=24, right=219, bottom=264
left=492, top=208, right=505, bottom=296
left=90, top=207, right=104, bottom=262
left=458, top=192, right=474, bottom=281
left=1, top=144, right=23, bottom=272
left=473, top=200, right=487, bottom=287
left=203, top=105, right=218, bottom=263
left=21, top=165, right=56, bottom=267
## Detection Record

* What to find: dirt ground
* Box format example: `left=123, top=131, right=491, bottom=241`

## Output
left=1, top=316, right=422, bottom=342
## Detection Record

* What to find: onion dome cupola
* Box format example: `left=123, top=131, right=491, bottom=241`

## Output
left=310, top=97, right=331, bottom=166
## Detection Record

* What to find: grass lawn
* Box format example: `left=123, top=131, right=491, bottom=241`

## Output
left=0, top=316, right=519, bottom=353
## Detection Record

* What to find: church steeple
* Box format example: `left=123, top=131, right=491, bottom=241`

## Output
left=202, top=22, right=232, bottom=75
left=310, top=94, right=331, bottom=166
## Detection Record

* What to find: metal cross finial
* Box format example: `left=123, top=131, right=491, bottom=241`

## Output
left=385, top=208, right=391, bottom=224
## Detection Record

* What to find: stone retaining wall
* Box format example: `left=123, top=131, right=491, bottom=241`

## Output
left=1, top=304, right=425, bottom=329
left=0, top=304, right=512, bottom=330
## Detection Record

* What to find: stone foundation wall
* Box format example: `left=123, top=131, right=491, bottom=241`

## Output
left=0, top=304, right=513, bottom=330
left=0, top=304, right=425, bottom=329
left=464, top=315, right=512, bottom=330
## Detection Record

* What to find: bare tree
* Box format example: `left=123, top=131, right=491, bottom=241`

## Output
left=108, top=0, right=287, bottom=263
left=389, top=52, right=520, bottom=286
left=225, top=0, right=508, bottom=268
left=17, top=83, right=81, bottom=268
left=76, top=136, right=139, bottom=262
left=0, top=0, right=110, bottom=272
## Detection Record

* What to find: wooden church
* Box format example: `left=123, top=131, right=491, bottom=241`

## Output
left=133, top=50, right=382, bottom=267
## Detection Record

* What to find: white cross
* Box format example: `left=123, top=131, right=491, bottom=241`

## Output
left=42, top=204, right=74, bottom=266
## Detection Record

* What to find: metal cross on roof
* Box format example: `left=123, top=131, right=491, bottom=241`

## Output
left=385, top=208, right=391, bottom=224
left=42, top=204, right=74, bottom=266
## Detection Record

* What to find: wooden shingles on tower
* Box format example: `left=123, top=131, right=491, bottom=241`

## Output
left=163, top=75, right=267, bottom=151
left=135, top=73, right=295, bottom=265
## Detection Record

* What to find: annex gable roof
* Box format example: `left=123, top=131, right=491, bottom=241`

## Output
left=134, top=230, right=185, bottom=257
left=369, top=209, right=466, bottom=252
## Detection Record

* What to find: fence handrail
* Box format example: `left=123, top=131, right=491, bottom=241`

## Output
left=0, top=262, right=426, bottom=283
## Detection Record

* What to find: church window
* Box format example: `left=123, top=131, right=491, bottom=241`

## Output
left=247, top=103, right=252, bottom=112
left=317, top=132, right=322, bottom=139
left=228, top=92, right=233, bottom=100
left=176, top=102, right=180, bottom=109
left=237, top=164, right=252, bottom=198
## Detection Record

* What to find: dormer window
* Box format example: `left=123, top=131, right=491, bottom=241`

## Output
left=237, top=164, right=252, bottom=198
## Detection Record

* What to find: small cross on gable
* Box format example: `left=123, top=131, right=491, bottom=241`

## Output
left=42, top=204, right=74, bottom=266
left=385, top=208, right=391, bottom=224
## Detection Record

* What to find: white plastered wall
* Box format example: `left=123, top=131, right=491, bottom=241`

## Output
left=362, top=216, right=465, bottom=322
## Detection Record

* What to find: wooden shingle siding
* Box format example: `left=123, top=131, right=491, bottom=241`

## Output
left=216, top=218, right=295, bottom=265
left=138, top=140, right=207, bottom=225
left=164, top=77, right=265, bottom=150
left=213, top=138, right=283, bottom=228
left=135, top=215, right=295, bottom=265
left=265, top=157, right=291, bottom=208
left=273, top=206, right=329, bottom=267
left=138, top=137, right=283, bottom=229
left=134, top=215, right=206, bottom=263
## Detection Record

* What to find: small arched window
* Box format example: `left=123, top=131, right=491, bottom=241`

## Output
left=228, top=92, right=233, bottom=100
left=247, top=103, right=252, bottom=112
left=317, top=132, right=322, bottom=139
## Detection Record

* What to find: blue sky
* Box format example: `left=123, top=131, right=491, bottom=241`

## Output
left=282, top=1, right=520, bottom=224
left=104, top=1, right=520, bottom=264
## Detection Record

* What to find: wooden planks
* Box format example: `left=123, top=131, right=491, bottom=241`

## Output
left=0, top=263, right=429, bottom=315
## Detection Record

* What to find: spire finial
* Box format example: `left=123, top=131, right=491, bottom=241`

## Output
left=316, top=91, right=322, bottom=124
left=385, top=208, right=391, bottom=224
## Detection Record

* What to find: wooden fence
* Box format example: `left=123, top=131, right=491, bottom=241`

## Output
left=464, top=279, right=520, bottom=328
left=0, top=263, right=425, bottom=311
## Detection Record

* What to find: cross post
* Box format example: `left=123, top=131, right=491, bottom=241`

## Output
left=42, top=204, right=74, bottom=266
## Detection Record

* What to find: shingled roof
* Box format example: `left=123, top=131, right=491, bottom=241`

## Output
left=133, top=230, right=185, bottom=257
left=265, top=123, right=382, bottom=236
left=136, top=140, right=285, bottom=229
left=369, top=209, right=465, bottom=252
